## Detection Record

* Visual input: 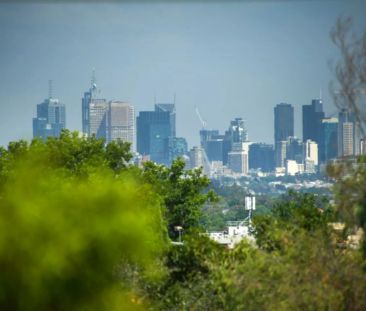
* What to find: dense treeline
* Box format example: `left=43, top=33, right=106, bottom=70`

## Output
left=0, top=131, right=365, bottom=310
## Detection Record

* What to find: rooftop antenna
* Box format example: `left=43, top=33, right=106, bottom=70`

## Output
left=173, top=92, right=176, bottom=105
left=48, top=79, right=53, bottom=99
left=319, top=87, right=323, bottom=100
left=154, top=94, right=157, bottom=105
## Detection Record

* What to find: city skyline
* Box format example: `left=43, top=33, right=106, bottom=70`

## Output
left=1, top=1, right=366, bottom=147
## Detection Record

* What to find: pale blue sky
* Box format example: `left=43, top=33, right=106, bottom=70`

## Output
left=1, top=0, right=366, bottom=147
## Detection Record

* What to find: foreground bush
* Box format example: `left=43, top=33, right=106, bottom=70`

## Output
left=0, top=134, right=165, bottom=310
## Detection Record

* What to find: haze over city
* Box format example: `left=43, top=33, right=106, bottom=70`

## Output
left=1, top=0, right=366, bottom=147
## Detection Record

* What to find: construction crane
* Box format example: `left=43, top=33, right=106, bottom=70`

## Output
left=195, top=105, right=207, bottom=129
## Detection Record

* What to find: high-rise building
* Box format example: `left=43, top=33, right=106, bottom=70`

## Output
left=33, top=87, right=66, bottom=140
left=286, top=136, right=304, bottom=164
left=206, top=138, right=225, bottom=162
left=155, top=103, right=176, bottom=137
left=81, top=73, right=108, bottom=139
left=274, top=103, right=294, bottom=142
left=275, top=140, right=287, bottom=168
left=222, top=118, right=249, bottom=166
left=200, top=129, right=219, bottom=150
left=274, top=103, right=294, bottom=167
left=228, top=142, right=250, bottom=175
left=249, top=143, right=275, bottom=172
left=304, top=139, right=318, bottom=173
left=226, top=118, right=248, bottom=144
left=107, top=101, right=135, bottom=149
left=302, top=99, right=325, bottom=144
left=189, top=146, right=210, bottom=174
left=319, top=118, right=338, bottom=163
left=89, top=99, right=108, bottom=139
left=189, top=146, right=205, bottom=168
left=338, top=109, right=361, bottom=157
left=199, top=129, right=226, bottom=162
left=136, top=104, right=175, bottom=165
left=167, top=137, right=188, bottom=164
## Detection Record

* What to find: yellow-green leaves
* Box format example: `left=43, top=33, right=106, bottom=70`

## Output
left=0, top=134, right=164, bottom=310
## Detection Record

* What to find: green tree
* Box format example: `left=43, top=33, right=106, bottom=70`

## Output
left=329, top=16, right=366, bottom=256
left=253, top=191, right=333, bottom=252
left=0, top=133, right=163, bottom=310
left=140, top=158, right=217, bottom=239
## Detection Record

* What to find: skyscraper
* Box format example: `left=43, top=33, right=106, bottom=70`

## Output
left=107, top=101, right=135, bottom=150
left=200, top=129, right=219, bottom=151
left=274, top=103, right=294, bottom=142
left=319, top=118, right=338, bottom=163
left=304, top=140, right=318, bottom=173
left=302, top=99, right=325, bottom=144
left=274, top=103, right=294, bottom=167
left=33, top=85, right=66, bottom=140
left=286, top=136, right=304, bottom=164
left=81, top=72, right=107, bottom=139
left=249, top=143, right=275, bottom=172
left=226, top=118, right=248, bottom=144
left=275, top=140, right=287, bottom=168
left=167, top=137, right=188, bottom=164
left=206, top=138, right=225, bottom=162
left=189, top=146, right=210, bottom=174
left=228, top=142, right=250, bottom=175
left=222, top=117, right=248, bottom=165
left=155, top=103, right=176, bottom=137
left=338, top=109, right=361, bottom=157
left=89, top=99, right=108, bottom=139
left=199, top=129, right=226, bottom=162
left=136, top=104, right=176, bottom=165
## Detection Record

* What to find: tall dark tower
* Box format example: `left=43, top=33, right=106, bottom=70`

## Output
left=302, top=98, right=325, bottom=144
left=274, top=103, right=294, bottom=142
left=274, top=103, right=294, bottom=167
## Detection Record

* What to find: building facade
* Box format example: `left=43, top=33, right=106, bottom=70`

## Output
left=286, top=136, right=304, bottom=164
left=33, top=96, right=66, bottom=140
left=302, top=99, right=325, bottom=144
left=319, top=117, right=338, bottom=163
left=275, top=140, right=287, bottom=168
left=228, top=142, right=250, bottom=175
left=107, top=101, right=135, bottom=149
left=226, top=118, right=248, bottom=144
left=248, top=143, right=275, bottom=172
left=89, top=99, right=108, bottom=139
left=136, top=104, right=175, bottom=165
left=338, top=109, right=361, bottom=157
left=274, top=103, right=294, bottom=167
left=167, top=137, right=188, bottom=164
left=274, top=103, right=294, bottom=142
left=304, top=139, right=318, bottom=173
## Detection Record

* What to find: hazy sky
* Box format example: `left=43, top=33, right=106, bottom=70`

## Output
left=1, top=0, right=366, bottom=148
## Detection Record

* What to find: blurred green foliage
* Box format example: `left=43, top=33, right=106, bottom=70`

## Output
left=0, top=131, right=163, bottom=310
left=327, top=155, right=366, bottom=257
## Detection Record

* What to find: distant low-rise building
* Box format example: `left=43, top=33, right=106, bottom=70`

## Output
left=285, top=159, right=304, bottom=175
